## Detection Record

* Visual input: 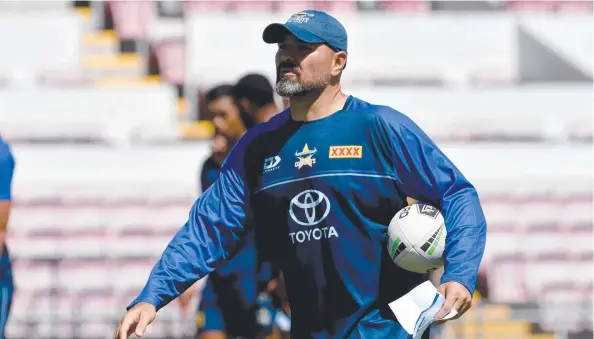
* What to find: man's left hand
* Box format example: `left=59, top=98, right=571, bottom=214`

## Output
left=433, top=281, right=472, bottom=325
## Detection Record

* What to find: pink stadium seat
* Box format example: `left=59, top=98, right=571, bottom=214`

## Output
left=563, top=201, right=593, bottom=231
left=105, top=235, right=170, bottom=260
left=104, top=204, right=187, bottom=236
left=566, top=231, right=593, bottom=259
left=149, top=206, right=190, bottom=235
left=144, top=183, right=196, bottom=206
left=152, top=39, right=185, bottom=86
left=379, top=0, right=429, bottom=11
left=110, top=259, right=156, bottom=294
left=8, top=207, right=61, bottom=237
left=12, top=261, right=54, bottom=293
left=10, top=237, right=60, bottom=261
left=58, top=185, right=109, bottom=206
left=78, top=323, right=116, bottom=338
left=182, top=0, right=231, bottom=12
left=108, top=0, right=154, bottom=40
left=524, top=259, right=592, bottom=299
left=231, top=1, right=274, bottom=12
left=57, top=207, right=106, bottom=237
left=555, top=177, right=593, bottom=203
left=484, top=234, right=522, bottom=262
left=106, top=207, right=157, bottom=236
left=539, top=283, right=586, bottom=332
left=277, top=1, right=315, bottom=12
left=104, top=189, right=149, bottom=207
left=568, top=120, right=594, bottom=142
left=511, top=178, right=556, bottom=202
left=507, top=0, right=592, bottom=11
left=326, top=1, right=358, bottom=11
left=481, top=202, right=519, bottom=232
left=56, top=236, right=108, bottom=260
left=520, top=201, right=562, bottom=231
left=506, top=0, right=556, bottom=11
left=74, top=292, right=119, bottom=336
left=521, top=232, right=568, bottom=260
left=57, top=260, right=110, bottom=292
left=475, top=179, right=513, bottom=203
left=488, top=258, right=527, bottom=302
left=556, top=0, right=593, bottom=11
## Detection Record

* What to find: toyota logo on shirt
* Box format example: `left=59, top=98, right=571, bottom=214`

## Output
left=289, top=189, right=331, bottom=226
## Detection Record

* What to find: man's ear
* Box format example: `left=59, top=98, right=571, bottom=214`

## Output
left=331, top=51, right=348, bottom=76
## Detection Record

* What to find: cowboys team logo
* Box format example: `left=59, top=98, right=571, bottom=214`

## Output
left=294, top=144, right=317, bottom=169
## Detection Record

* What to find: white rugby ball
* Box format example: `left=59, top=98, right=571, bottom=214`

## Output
left=386, top=203, right=447, bottom=274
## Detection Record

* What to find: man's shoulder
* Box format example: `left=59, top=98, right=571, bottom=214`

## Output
left=236, top=110, right=291, bottom=149
left=347, top=95, right=412, bottom=128
left=251, top=109, right=291, bottom=135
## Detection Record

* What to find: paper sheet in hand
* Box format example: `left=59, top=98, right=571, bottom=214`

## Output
left=388, top=281, right=457, bottom=339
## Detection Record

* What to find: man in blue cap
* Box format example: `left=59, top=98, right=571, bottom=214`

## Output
left=114, top=10, right=486, bottom=339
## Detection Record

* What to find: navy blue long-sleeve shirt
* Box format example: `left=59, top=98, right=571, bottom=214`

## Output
left=130, top=95, right=487, bottom=338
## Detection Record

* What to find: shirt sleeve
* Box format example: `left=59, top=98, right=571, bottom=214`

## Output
left=200, top=157, right=220, bottom=193
left=376, top=108, right=487, bottom=295
left=0, top=145, right=15, bottom=201
left=128, top=135, right=254, bottom=311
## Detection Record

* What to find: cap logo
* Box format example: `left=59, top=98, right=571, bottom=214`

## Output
left=287, top=12, right=314, bottom=24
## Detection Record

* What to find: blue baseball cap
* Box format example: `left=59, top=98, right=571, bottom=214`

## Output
left=262, top=10, right=348, bottom=52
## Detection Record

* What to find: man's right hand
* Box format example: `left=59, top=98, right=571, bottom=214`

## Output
left=114, top=302, right=157, bottom=339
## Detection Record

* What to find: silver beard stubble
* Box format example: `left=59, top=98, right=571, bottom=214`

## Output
left=275, top=72, right=331, bottom=97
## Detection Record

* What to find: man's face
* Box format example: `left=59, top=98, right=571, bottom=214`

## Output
left=207, top=96, right=245, bottom=141
left=275, top=34, right=335, bottom=97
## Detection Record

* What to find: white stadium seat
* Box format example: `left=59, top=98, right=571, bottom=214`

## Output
left=0, top=87, right=179, bottom=144
left=0, top=12, right=82, bottom=84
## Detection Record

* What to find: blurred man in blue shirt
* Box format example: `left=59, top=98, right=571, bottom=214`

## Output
left=115, top=10, right=486, bottom=339
left=178, top=77, right=286, bottom=339
left=0, top=137, right=14, bottom=339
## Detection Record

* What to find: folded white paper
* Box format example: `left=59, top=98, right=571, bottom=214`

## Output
left=389, top=281, right=458, bottom=339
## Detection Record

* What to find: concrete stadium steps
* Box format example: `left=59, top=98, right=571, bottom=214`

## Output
left=75, top=6, right=147, bottom=81
left=75, top=5, right=152, bottom=87
left=81, top=53, right=146, bottom=79
left=82, top=30, right=119, bottom=56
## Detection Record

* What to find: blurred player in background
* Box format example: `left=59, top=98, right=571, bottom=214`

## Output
left=233, top=73, right=281, bottom=129
left=0, top=137, right=15, bottom=339
left=234, top=73, right=292, bottom=339
left=180, top=83, right=268, bottom=339
left=178, top=77, right=287, bottom=339
left=116, top=10, right=486, bottom=339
